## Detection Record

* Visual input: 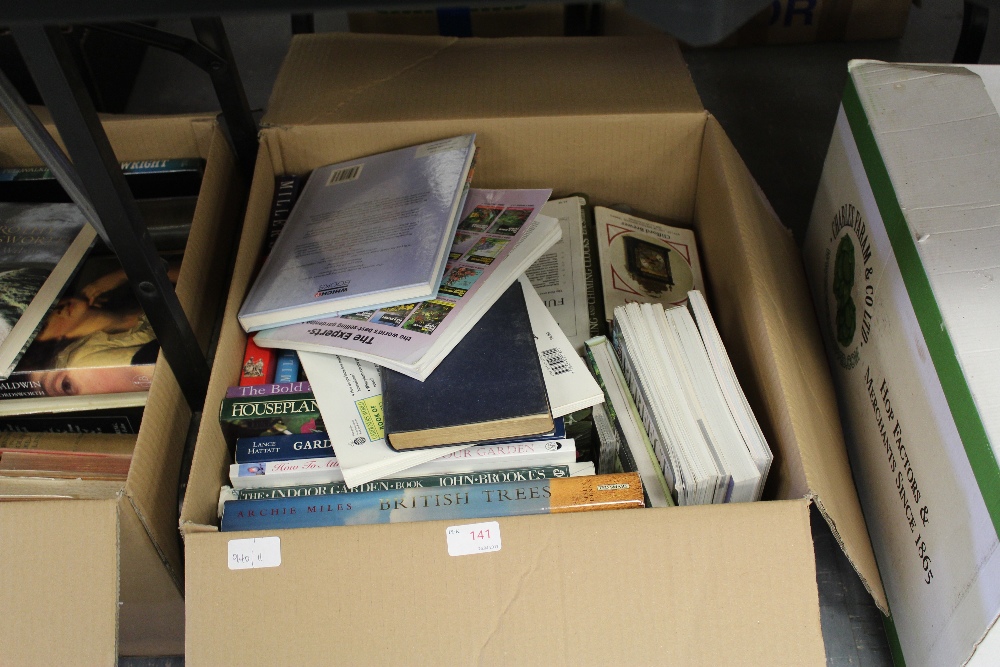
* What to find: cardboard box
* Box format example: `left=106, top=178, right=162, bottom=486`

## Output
left=804, top=61, right=1000, bottom=667
left=349, top=5, right=567, bottom=37
left=180, top=34, right=885, bottom=665
left=0, top=113, right=243, bottom=663
left=603, top=0, right=912, bottom=45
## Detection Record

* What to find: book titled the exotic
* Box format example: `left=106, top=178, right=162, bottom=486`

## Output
left=594, top=206, right=703, bottom=326
left=239, top=135, right=478, bottom=331
left=219, top=392, right=325, bottom=446
left=0, top=203, right=97, bottom=377
left=220, top=471, right=643, bottom=531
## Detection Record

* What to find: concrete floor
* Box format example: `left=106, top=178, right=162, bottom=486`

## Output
left=114, top=3, right=997, bottom=664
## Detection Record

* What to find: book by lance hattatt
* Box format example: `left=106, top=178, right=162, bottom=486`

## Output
left=221, top=471, right=643, bottom=531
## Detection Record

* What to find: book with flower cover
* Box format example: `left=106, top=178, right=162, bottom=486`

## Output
left=220, top=471, right=643, bottom=530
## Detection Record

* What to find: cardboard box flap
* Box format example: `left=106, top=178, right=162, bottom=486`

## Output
left=0, top=499, right=119, bottom=665
left=695, top=116, right=887, bottom=612
left=186, top=499, right=823, bottom=666
left=263, top=33, right=703, bottom=127
left=128, top=126, right=242, bottom=590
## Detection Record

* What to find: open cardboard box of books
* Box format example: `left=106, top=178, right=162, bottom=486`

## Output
left=180, top=34, right=886, bottom=665
left=0, top=112, right=243, bottom=663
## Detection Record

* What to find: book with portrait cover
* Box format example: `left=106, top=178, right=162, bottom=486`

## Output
left=220, top=471, right=642, bottom=531
left=0, top=253, right=180, bottom=400
left=239, top=135, right=477, bottom=331
left=594, top=206, right=703, bottom=326
left=0, top=203, right=97, bottom=378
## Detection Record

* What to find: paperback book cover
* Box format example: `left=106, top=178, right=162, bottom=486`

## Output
left=0, top=203, right=97, bottom=377
left=594, top=207, right=703, bottom=325
left=219, top=393, right=324, bottom=446
left=0, top=158, right=204, bottom=202
left=0, top=253, right=181, bottom=399
left=382, top=282, right=553, bottom=451
left=526, top=196, right=591, bottom=353
left=239, top=135, right=477, bottom=330
left=220, top=471, right=643, bottom=530
left=229, top=439, right=577, bottom=490
left=254, top=189, right=557, bottom=380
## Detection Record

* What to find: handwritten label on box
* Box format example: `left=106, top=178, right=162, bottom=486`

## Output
left=228, top=536, right=281, bottom=570
left=447, top=521, right=501, bottom=557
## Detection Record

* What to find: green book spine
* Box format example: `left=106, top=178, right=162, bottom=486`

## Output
left=218, top=392, right=324, bottom=446
left=235, top=465, right=575, bottom=500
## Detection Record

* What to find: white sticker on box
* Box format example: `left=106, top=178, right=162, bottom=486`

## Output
left=228, top=536, right=281, bottom=570
left=446, top=521, right=501, bottom=557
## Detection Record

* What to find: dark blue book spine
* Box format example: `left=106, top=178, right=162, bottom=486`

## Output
left=234, top=433, right=334, bottom=464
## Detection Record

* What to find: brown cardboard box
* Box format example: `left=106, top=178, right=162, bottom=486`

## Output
left=180, top=34, right=886, bottom=665
left=0, top=113, right=243, bottom=664
left=349, top=5, right=567, bottom=37
left=604, top=0, right=912, bottom=45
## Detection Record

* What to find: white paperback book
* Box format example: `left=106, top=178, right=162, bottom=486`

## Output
left=686, top=290, right=772, bottom=494
left=659, top=304, right=762, bottom=502
left=229, top=439, right=577, bottom=489
left=525, top=196, right=591, bottom=353
left=585, top=335, right=673, bottom=508
left=255, top=190, right=559, bottom=380
left=519, top=276, right=604, bottom=418
left=238, top=135, right=477, bottom=331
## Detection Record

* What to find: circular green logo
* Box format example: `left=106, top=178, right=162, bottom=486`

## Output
left=833, top=235, right=857, bottom=347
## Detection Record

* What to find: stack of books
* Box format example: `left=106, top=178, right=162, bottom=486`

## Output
left=0, top=159, right=205, bottom=482
left=217, top=135, right=773, bottom=529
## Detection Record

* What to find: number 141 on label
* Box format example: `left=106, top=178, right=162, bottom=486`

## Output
left=447, top=521, right=502, bottom=557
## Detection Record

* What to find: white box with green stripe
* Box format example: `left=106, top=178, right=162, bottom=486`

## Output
left=805, top=60, right=1000, bottom=667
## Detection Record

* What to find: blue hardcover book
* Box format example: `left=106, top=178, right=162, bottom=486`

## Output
left=220, top=471, right=643, bottom=531
left=235, top=433, right=334, bottom=464
left=274, top=350, right=300, bottom=383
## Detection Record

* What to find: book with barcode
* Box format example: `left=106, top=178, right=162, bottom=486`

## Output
left=381, top=281, right=553, bottom=451
left=238, top=135, right=477, bottom=331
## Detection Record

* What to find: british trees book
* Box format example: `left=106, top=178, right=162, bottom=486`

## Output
left=238, top=136, right=477, bottom=331
left=0, top=203, right=96, bottom=377
left=220, top=471, right=642, bottom=531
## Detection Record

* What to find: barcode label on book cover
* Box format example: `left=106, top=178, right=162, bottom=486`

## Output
left=228, top=536, right=281, bottom=570
left=326, top=164, right=363, bottom=185
left=447, top=521, right=501, bottom=556
left=541, top=347, right=572, bottom=376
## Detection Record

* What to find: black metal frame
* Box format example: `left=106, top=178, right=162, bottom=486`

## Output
left=11, top=24, right=213, bottom=410
left=0, top=17, right=260, bottom=411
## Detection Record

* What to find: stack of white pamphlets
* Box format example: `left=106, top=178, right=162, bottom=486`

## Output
left=255, top=189, right=559, bottom=381
left=687, top=290, right=772, bottom=496
left=613, top=301, right=766, bottom=505
left=239, top=135, right=478, bottom=331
